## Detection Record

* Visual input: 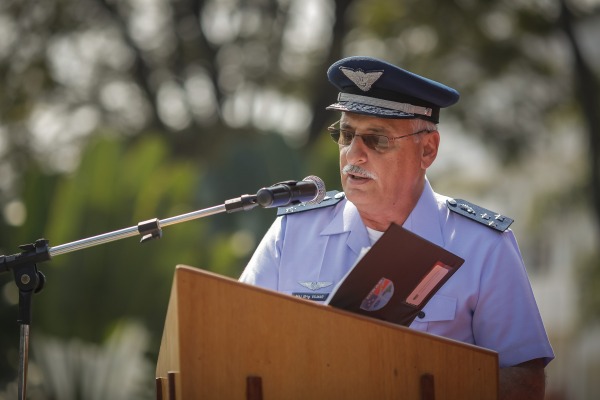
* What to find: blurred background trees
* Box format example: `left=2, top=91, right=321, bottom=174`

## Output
left=1, top=0, right=599, bottom=398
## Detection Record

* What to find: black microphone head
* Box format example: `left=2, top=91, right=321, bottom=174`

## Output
left=302, top=175, right=326, bottom=205
left=255, top=176, right=326, bottom=208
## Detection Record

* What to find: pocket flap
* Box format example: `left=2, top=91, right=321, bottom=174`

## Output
left=417, top=294, right=457, bottom=322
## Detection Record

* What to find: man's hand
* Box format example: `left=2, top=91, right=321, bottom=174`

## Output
left=499, top=358, right=546, bottom=400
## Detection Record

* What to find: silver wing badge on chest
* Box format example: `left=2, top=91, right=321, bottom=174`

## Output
left=298, top=281, right=333, bottom=291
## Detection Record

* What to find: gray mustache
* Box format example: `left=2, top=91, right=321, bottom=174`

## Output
left=342, top=165, right=377, bottom=180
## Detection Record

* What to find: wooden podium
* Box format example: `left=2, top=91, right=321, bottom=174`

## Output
left=155, top=265, right=498, bottom=399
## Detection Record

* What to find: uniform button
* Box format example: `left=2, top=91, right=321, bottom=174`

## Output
left=417, top=311, right=426, bottom=319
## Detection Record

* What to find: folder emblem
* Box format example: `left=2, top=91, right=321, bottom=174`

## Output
left=360, top=277, right=394, bottom=311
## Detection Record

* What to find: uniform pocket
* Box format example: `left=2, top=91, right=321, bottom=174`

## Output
left=415, top=294, right=457, bottom=322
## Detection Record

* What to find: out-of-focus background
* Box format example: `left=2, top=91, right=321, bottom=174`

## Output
left=0, top=0, right=599, bottom=398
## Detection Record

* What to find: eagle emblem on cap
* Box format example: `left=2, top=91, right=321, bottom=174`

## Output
left=340, top=67, right=383, bottom=92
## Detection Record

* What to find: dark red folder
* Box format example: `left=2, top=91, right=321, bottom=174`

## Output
left=326, top=223, right=464, bottom=326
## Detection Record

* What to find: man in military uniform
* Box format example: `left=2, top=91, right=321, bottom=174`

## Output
left=239, top=56, right=554, bottom=398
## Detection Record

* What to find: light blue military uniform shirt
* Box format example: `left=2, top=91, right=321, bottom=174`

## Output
left=239, top=180, right=555, bottom=368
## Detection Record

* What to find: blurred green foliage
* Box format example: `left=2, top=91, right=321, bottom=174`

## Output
left=1, top=0, right=599, bottom=397
left=0, top=127, right=339, bottom=391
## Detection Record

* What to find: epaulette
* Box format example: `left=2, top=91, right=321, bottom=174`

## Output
left=446, top=198, right=514, bottom=232
left=277, top=190, right=345, bottom=216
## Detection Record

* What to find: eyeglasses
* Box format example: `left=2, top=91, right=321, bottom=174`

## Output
left=328, top=121, right=431, bottom=152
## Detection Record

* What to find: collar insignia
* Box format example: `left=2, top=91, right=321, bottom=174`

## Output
left=299, top=281, right=333, bottom=291
left=340, top=67, right=383, bottom=92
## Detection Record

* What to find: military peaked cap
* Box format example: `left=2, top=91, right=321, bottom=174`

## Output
left=326, top=56, right=460, bottom=123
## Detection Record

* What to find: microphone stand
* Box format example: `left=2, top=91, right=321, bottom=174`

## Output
left=0, top=193, right=259, bottom=400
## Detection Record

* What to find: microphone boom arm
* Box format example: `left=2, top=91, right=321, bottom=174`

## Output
left=48, top=193, right=259, bottom=257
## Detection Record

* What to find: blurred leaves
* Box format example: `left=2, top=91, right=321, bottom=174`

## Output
left=1, top=0, right=600, bottom=397
left=0, top=126, right=334, bottom=391
left=578, top=249, right=600, bottom=325
left=7, top=134, right=205, bottom=345
left=30, top=321, right=152, bottom=400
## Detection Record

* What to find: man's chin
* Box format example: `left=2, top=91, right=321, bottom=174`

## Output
left=343, top=187, right=370, bottom=204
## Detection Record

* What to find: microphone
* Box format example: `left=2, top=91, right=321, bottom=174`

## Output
left=256, top=175, right=326, bottom=208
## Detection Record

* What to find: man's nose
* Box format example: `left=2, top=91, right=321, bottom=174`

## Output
left=344, top=135, right=369, bottom=163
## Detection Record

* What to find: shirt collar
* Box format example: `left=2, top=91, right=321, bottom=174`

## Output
left=320, top=178, right=445, bottom=251
left=402, top=179, right=445, bottom=248
left=321, top=199, right=369, bottom=255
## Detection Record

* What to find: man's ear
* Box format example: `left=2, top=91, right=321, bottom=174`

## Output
left=421, top=131, right=440, bottom=169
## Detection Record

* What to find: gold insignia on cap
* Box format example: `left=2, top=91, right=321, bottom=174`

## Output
left=340, top=67, right=383, bottom=92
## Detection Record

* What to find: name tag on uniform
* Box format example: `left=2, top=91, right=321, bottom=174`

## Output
left=292, top=293, right=330, bottom=301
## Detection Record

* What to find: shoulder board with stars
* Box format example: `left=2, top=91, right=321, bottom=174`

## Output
left=277, top=190, right=345, bottom=216
left=446, top=198, right=514, bottom=232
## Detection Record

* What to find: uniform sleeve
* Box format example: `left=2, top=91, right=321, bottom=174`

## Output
left=472, top=231, right=554, bottom=367
left=238, top=216, right=285, bottom=290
